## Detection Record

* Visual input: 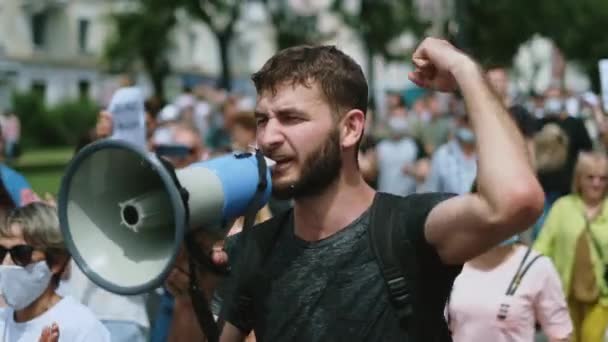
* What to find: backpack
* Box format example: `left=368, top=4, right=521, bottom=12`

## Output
left=534, top=122, right=569, bottom=172
left=230, top=191, right=456, bottom=341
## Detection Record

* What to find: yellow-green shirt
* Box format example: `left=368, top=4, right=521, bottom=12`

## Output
left=534, top=195, right=608, bottom=305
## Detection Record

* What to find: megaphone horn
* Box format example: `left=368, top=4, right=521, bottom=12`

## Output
left=58, top=139, right=272, bottom=295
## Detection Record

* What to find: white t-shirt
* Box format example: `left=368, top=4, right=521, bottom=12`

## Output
left=0, top=296, right=110, bottom=342
left=60, top=261, right=149, bottom=329
left=376, top=137, right=419, bottom=196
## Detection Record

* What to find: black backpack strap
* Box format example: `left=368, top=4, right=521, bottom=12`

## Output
left=369, top=192, right=458, bottom=341
left=368, top=192, right=415, bottom=332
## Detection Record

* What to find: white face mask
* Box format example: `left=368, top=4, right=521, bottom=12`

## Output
left=387, top=116, right=409, bottom=136
left=456, top=127, right=475, bottom=144
left=0, top=261, right=53, bottom=310
left=544, top=97, right=563, bottom=115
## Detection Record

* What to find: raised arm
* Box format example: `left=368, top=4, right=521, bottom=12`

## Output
left=409, top=38, right=544, bottom=264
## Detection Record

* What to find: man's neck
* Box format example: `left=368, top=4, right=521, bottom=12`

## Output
left=14, top=287, right=60, bottom=323
left=293, top=169, right=376, bottom=242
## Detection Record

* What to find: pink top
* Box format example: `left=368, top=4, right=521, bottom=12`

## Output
left=447, top=245, right=572, bottom=342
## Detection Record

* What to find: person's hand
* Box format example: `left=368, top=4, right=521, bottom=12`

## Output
left=165, top=234, right=229, bottom=298
left=408, top=38, right=472, bottom=92
left=39, top=323, right=59, bottom=342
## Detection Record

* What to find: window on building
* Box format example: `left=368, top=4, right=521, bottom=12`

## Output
left=78, top=19, right=89, bottom=53
left=78, top=80, right=90, bottom=99
left=31, top=81, right=46, bottom=99
left=31, top=12, right=48, bottom=48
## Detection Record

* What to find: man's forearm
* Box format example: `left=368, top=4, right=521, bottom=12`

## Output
left=452, top=58, right=539, bottom=221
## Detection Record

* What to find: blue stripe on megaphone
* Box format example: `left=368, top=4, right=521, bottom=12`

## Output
left=194, top=153, right=272, bottom=223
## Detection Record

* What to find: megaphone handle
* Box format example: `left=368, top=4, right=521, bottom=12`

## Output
left=186, top=237, right=221, bottom=342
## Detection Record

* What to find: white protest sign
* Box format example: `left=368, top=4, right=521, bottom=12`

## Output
left=599, top=59, right=608, bottom=113
left=108, top=87, right=146, bottom=149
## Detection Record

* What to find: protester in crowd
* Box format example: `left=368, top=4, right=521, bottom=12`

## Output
left=536, top=86, right=593, bottom=210
left=0, top=202, right=110, bottom=341
left=0, top=109, right=21, bottom=162
left=447, top=108, right=570, bottom=342
left=447, top=234, right=572, bottom=342
left=374, top=112, right=428, bottom=196
left=0, top=129, right=39, bottom=207
left=535, top=151, right=608, bottom=342
left=422, top=113, right=477, bottom=194
left=164, top=38, right=543, bottom=341
left=206, top=96, right=241, bottom=153
left=418, top=93, right=453, bottom=155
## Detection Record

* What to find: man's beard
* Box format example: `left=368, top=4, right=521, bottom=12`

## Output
left=272, top=128, right=342, bottom=200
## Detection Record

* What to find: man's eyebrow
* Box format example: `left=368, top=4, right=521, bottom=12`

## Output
left=254, top=111, right=267, bottom=118
left=275, top=107, right=308, bottom=117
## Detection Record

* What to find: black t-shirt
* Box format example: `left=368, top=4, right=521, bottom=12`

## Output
left=537, top=116, right=593, bottom=195
left=218, top=193, right=461, bottom=341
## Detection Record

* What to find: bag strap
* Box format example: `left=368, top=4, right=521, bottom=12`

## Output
left=584, top=217, right=606, bottom=262
left=368, top=193, right=415, bottom=332
left=506, top=248, right=543, bottom=296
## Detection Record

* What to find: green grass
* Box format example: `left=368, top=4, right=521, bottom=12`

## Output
left=12, top=146, right=74, bottom=196
left=14, top=146, right=74, bottom=168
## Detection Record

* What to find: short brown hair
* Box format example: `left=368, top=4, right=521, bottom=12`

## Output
left=252, top=45, right=368, bottom=119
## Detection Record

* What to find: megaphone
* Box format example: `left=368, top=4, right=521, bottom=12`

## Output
left=58, top=139, right=272, bottom=295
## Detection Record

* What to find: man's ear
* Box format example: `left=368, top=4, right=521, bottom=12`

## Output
left=340, top=109, right=366, bottom=149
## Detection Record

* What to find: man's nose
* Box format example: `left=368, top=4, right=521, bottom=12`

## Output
left=258, top=118, right=284, bottom=151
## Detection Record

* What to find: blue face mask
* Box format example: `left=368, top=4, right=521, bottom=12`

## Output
left=456, top=128, right=475, bottom=144
left=499, top=235, right=520, bottom=246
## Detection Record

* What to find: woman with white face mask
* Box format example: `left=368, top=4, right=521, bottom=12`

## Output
left=0, top=202, right=110, bottom=341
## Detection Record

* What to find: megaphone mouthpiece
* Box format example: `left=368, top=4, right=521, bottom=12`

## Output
left=264, top=156, right=277, bottom=169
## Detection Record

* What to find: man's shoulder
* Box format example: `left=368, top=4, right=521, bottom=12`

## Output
left=373, top=192, right=456, bottom=245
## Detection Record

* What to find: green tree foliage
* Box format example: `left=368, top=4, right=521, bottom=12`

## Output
left=460, top=0, right=608, bottom=90
left=455, top=0, right=537, bottom=67
left=536, top=0, right=608, bottom=90
left=335, top=0, right=428, bottom=59
left=103, top=0, right=177, bottom=101
left=261, top=0, right=334, bottom=49
left=179, top=0, right=241, bottom=90
left=11, top=93, right=98, bottom=147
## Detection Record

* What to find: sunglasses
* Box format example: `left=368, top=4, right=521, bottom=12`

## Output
left=155, top=144, right=196, bottom=159
left=0, top=245, right=35, bottom=267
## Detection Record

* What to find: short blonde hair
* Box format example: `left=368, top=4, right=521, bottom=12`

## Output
left=2, top=202, right=66, bottom=254
left=572, top=151, right=608, bottom=196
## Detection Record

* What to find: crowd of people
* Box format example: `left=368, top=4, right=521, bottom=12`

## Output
left=0, top=36, right=606, bottom=341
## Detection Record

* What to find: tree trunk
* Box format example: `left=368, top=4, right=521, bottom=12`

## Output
left=150, top=72, right=165, bottom=103
left=218, top=33, right=232, bottom=91
left=143, top=56, right=167, bottom=103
